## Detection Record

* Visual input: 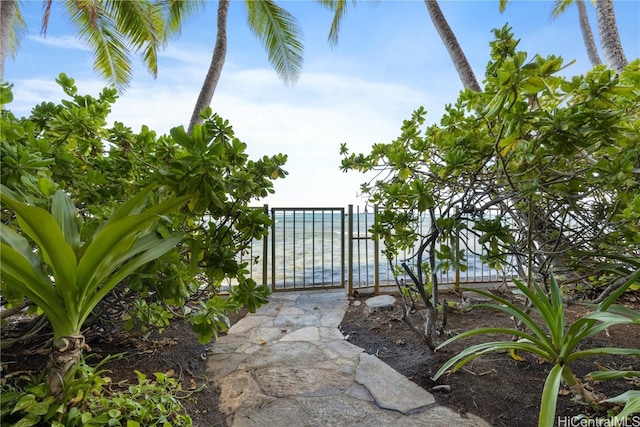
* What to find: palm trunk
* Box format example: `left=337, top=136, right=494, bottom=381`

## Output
left=595, top=0, right=627, bottom=72
left=188, top=0, right=229, bottom=134
left=423, top=0, right=481, bottom=92
left=575, top=0, right=602, bottom=67
left=46, top=335, right=87, bottom=402
left=0, top=0, right=17, bottom=82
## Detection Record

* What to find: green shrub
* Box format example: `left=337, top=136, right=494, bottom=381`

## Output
left=0, top=357, right=192, bottom=427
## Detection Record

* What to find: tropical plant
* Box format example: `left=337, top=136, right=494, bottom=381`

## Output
left=1, top=75, right=283, bottom=353
left=342, top=25, right=640, bottom=290
left=590, top=370, right=640, bottom=421
left=433, top=272, right=640, bottom=426
left=0, top=185, right=191, bottom=400
left=499, top=0, right=602, bottom=68
left=422, top=0, right=481, bottom=91
left=0, top=0, right=26, bottom=82
left=340, top=26, right=640, bottom=345
left=0, top=0, right=202, bottom=89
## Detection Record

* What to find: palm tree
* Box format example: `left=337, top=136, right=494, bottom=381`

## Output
left=500, top=0, right=602, bottom=68
left=188, top=0, right=303, bottom=132
left=318, top=0, right=481, bottom=92
left=1, top=0, right=200, bottom=91
left=423, top=0, right=481, bottom=92
left=502, top=0, right=628, bottom=72
left=594, top=0, right=627, bottom=72
left=553, top=0, right=602, bottom=67
left=188, top=0, right=229, bottom=133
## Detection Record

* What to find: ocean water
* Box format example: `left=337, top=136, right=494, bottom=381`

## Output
left=237, top=208, right=511, bottom=291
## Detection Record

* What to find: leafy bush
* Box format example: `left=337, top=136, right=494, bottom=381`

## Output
left=0, top=357, right=192, bottom=427
left=1, top=74, right=284, bottom=344
left=340, top=25, right=640, bottom=343
left=1, top=74, right=283, bottom=404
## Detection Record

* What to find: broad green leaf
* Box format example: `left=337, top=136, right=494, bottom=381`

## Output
left=170, top=126, right=193, bottom=150
left=0, top=243, right=69, bottom=328
left=80, top=233, right=184, bottom=325
left=76, top=213, right=164, bottom=303
left=52, top=190, right=81, bottom=254
left=434, top=340, right=550, bottom=380
left=0, top=83, right=14, bottom=104
left=599, top=269, right=640, bottom=312
left=458, top=288, right=553, bottom=351
left=92, top=185, right=154, bottom=236
left=538, top=363, right=563, bottom=427
left=11, top=416, right=40, bottom=427
left=604, top=390, right=640, bottom=419
left=589, top=370, right=640, bottom=381
left=1, top=191, right=78, bottom=301
left=11, top=394, right=36, bottom=414
left=0, top=223, right=44, bottom=273
left=435, top=326, right=551, bottom=356
left=567, top=347, right=640, bottom=363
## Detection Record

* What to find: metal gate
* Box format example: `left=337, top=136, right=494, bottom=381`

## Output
left=268, top=207, right=345, bottom=292
left=236, top=204, right=511, bottom=294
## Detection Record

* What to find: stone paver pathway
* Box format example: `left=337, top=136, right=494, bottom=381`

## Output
left=207, top=290, right=490, bottom=427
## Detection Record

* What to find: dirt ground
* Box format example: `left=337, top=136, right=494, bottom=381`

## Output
left=340, top=289, right=640, bottom=427
left=2, top=289, right=639, bottom=427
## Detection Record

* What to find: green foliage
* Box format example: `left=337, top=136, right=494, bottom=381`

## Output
left=341, top=24, right=640, bottom=296
left=1, top=75, right=286, bottom=344
left=604, top=390, right=640, bottom=421
left=229, top=279, right=271, bottom=314
left=1, top=186, right=189, bottom=339
left=433, top=272, right=640, bottom=426
left=0, top=186, right=189, bottom=339
left=341, top=26, right=640, bottom=426
left=0, top=358, right=192, bottom=427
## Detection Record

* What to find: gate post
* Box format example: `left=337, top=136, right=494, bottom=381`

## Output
left=374, top=204, right=379, bottom=295
left=262, top=204, right=269, bottom=286
left=271, top=206, right=276, bottom=293
left=348, top=204, right=354, bottom=296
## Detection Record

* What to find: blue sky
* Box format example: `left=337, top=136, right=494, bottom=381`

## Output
left=4, top=0, right=640, bottom=207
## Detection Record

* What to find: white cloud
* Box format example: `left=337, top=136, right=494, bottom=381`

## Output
left=7, top=57, right=458, bottom=208
left=27, top=34, right=88, bottom=51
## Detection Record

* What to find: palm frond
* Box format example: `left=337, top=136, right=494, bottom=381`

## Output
left=104, top=0, right=166, bottom=77
left=161, top=0, right=205, bottom=36
left=245, top=0, right=304, bottom=86
left=551, top=0, right=576, bottom=18
left=316, top=0, right=349, bottom=46
left=3, top=0, right=27, bottom=59
left=64, top=0, right=132, bottom=90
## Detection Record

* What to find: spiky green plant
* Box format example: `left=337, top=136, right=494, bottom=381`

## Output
left=433, top=272, right=640, bottom=427
left=0, top=185, right=190, bottom=401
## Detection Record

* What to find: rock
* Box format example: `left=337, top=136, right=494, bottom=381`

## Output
left=355, top=353, right=435, bottom=413
left=364, top=295, right=395, bottom=314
